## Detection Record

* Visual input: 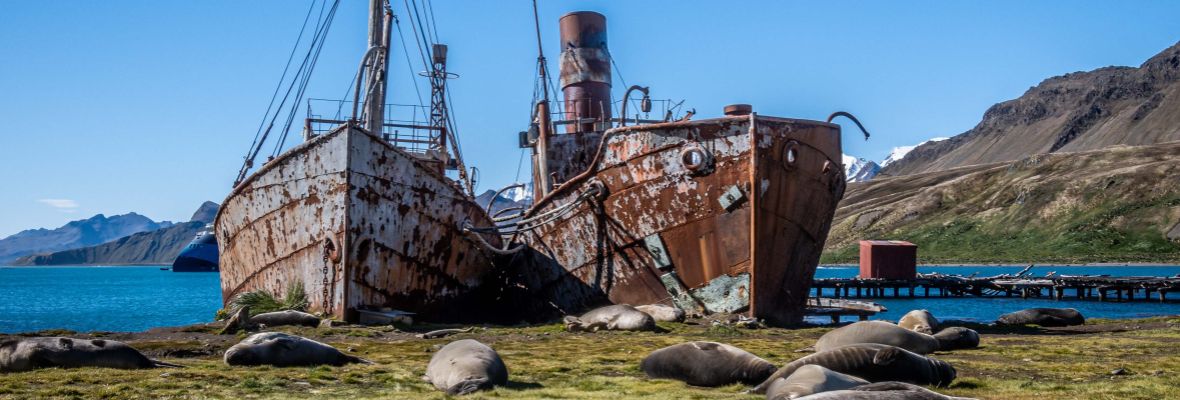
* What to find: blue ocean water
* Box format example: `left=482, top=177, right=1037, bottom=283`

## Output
left=808, top=265, right=1180, bottom=324
left=2, top=265, right=1179, bottom=333
left=0, top=266, right=221, bottom=333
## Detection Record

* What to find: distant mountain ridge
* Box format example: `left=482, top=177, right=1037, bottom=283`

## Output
left=0, top=213, right=172, bottom=263
left=9, top=202, right=218, bottom=266
left=881, top=41, right=1180, bottom=176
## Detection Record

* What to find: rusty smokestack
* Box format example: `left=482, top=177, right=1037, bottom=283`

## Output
left=559, top=11, right=611, bottom=133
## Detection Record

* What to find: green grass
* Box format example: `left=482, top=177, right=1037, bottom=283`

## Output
left=3, top=319, right=1180, bottom=399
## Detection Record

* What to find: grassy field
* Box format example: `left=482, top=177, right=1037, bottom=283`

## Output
left=2, top=317, right=1179, bottom=399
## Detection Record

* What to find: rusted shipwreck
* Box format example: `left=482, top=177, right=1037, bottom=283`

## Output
left=215, top=0, right=499, bottom=322
left=485, top=11, right=863, bottom=325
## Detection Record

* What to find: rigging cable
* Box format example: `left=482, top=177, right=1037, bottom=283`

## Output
left=267, top=0, right=329, bottom=158
left=235, top=0, right=321, bottom=186
left=271, top=0, right=341, bottom=158
left=393, top=15, right=426, bottom=113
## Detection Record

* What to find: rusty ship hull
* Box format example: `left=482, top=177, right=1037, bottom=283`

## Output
left=215, top=125, right=500, bottom=321
left=512, top=114, right=845, bottom=325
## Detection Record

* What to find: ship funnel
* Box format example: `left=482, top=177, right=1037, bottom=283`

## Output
left=559, top=11, right=611, bottom=133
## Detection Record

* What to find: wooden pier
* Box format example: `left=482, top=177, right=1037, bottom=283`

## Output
left=811, top=269, right=1180, bottom=303
left=803, top=297, right=887, bottom=324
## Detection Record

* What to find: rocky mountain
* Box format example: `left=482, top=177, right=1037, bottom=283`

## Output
left=880, top=138, right=949, bottom=168
left=476, top=183, right=534, bottom=215
left=12, top=222, right=206, bottom=266
left=10, top=202, right=218, bottom=266
left=842, top=155, right=880, bottom=182
left=822, top=142, right=1180, bottom=264
left=881, top=41, right=1180, bottom=176
left=0, top=213, right=172, bottom=264
left=189, top=201, right=219, bottom=223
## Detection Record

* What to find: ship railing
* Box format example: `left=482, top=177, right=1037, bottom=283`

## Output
left=303, top=98, right=444, bottom=156
left=546, top=98, right=684, bottom=134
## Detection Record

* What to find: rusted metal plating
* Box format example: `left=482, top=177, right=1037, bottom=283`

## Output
left=559, top=11, right=611, bottom=134
left=216, top=125, right=501, bottom=322
left=509, top=114, right=845, bottom=325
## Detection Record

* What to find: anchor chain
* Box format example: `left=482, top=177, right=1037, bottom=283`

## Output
left=321, top=237, right=339, bottom=315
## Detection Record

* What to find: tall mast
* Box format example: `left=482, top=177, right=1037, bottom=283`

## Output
left=531, top=0, right=553, bottom=199
left=363, top=0, right=391, bottom=134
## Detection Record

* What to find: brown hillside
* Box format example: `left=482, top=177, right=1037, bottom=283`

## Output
left=882, top=41, right=1180, bottom=176
left=824, top=142, right=1180, bottom=264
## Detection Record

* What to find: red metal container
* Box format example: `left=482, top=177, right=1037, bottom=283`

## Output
left=858, top=240, right=917, bottom=279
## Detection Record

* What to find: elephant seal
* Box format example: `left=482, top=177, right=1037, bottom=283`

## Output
left=635, top=304, right=686, bottom=322
left=750, top=343, right=956, bottom=394
left=932, top=327, right=980, bottom=350
left=766, top=364, right=868, bottom=399
left=224, top=332, right=369, bottom=367
left=815, top=321, right=980, bottom=354
left=250, top=310, right=321, bottom=327
left=564, top=305, right=657, bottom=332
left=639, top=341, right=775, bottom=387
left=996, top=308, right=1084, bottom=327
left=898, top=310, right=939, bottom=334
left=0, top=337, right=181, bottom=372
left=794, top=381, right=979, bottom=399
left=423, top=339, right=508, bottom=395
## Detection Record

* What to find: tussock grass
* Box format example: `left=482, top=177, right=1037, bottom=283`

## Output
left=222, top=282, right=310, bottom=319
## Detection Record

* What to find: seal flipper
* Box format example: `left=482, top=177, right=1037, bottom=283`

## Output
left=446, top=377, right=492, bottom=396
left=151, top=359, right=186, bottom=368
left=872, top=347, right=901, bottom=365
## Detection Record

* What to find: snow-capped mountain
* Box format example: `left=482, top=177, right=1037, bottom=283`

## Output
left=499, top=182, right=534, bottom=203
left=475, top=182, right=534, bottom=215
left=841, top=154, right=880, bottom=183
left=880, top=137, right=949, bottom=168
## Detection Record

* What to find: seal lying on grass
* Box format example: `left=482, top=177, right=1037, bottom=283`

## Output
left=224, top=332, right=370, bottom=367
left=564, top=305, right=657, bottom=332
left=424, top=339, right=508, bottom=395
left=766, top=364, right=868, bottom=399
left=639, top=341, right=775, bottom=387
left=897, top=310, right=939, bottom=334
left=635, top=304, right=686, bottom=322
left=815, top=321, right=979, bottom=354
left=0, top=337, right=182, bottom=372
left=250, top=310, right=321, bottom=327
left=996, top=308, right=1084, bottom=327
left=750, top=343, right=956, bottom=394
left=794, top=381, right=979, bottom=399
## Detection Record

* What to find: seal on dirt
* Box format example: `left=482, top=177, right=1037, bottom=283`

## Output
left=635, top=304, right=686, bottom=322
left=250, top=310, right=321, bottom=327
left=423, top=339, right=508, bottom=395
left=750, top=343, right=956, bottom=394
left=0, top=337, right=181, bottom=372
left=897, top=310, right=939, bottom=334
left=996, top=308, right=1084, bottom=327
left=639, top=341, right=775, bottom=387
left=793, top=381, right=979, bottom=399
left=766, top=364, right=868, bottom=399
left=815, top=321, right=979, bottom=354
left=564, top=304, right=657, bottom=332
left=223, top=332, right=369, bottom=367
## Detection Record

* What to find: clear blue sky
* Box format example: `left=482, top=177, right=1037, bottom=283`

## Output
left=1, top=1, right=1178, bottom=237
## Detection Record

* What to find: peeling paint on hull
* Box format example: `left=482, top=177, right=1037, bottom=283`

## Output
left=215, top=125, right=500, bottom=322
left=512, top=115, right=845, bottom=325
